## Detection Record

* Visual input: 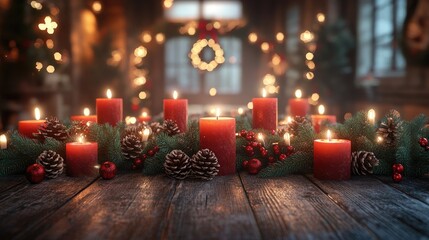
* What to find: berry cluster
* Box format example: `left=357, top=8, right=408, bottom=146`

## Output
left=392, top=163, right=404, bottom=183
left=132, top=145, right=160, bottom=169
left=418, top=137, right=429, bottom=151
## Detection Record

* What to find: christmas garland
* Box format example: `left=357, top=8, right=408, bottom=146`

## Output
left=1, top=110, right=429, bottom=181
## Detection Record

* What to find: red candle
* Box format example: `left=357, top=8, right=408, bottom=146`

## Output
left=96, top=89, right=123, bottom=126
left=18, top=107, right=45, bottom=138
left=253, top=89, right=278, bottom=131
left=164, top=91, right=188, bottom=133
left=137, top=111, right=152, bottom=123
left=288, top=89, right=309, bottom=117
left=200, top=114, right=236, bottom=176
left=314, top=130, right=351, bottom=180
left=311, top=105, right=337, bottom=133
left=71, top=108, right=97, bottom=124
left=66, top=136, right=98, bottom=177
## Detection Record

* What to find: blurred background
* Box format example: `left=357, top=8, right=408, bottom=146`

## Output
left=0, top=0, right=428, bottom=130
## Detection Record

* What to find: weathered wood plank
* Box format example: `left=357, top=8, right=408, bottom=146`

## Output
left=17, top=173, right=177, bottom=240
left=240, top=173, right=374, bottom=240
left=377, top=176, right=429, bottom=206
left=161, top=174, right=261, bottom=240
left=0, top=175, right=97, bottom=239
left=308, top=175, right=429, bottom=239
left=0, top=175, right=25, bottom=194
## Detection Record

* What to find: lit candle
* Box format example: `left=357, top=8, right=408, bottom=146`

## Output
left=313, top=130, right=351, bottom=180
left=0, top=134, right=7, bottom=149
left=138, top=111, right=152, bottom=123
left=252, top=89, right=278, bottom=131
left=284, top=133, right=291, bottom=146
left=368, top=109, right=376, bottom=125
left=257, top=133, right=265, bottom=146
left=288, top=89, right=309, bottom=117
left=200, top=110, right=236, bottom=175
left=311, top=105, right=337, bottom=133
left=96, top=89, right=123, bottom=126
left=163, top=90, right=188, bottom=133
left=141, top=128, right=150, bottom=142
left=18, top=107, right=45, bottom=138
left=65, top=135, right=98, bottom=177
left=71, top=108, right=97, bottom=124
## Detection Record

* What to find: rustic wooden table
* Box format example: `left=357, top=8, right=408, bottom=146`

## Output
left=1, top=173, right=429, bottom=240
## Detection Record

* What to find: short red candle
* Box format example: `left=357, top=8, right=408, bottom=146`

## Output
left=314, top=138, right=351, bottom=180
left=66, top=141, right=98, bottom=177
left=96, top=90, right=123, bottom=126
left=311, top=115, right=337, bottom=133
left=71, top=115, right=97, bottom=124
left=200, top=117, right=236, bottom=176
left=138, top=113, right=152, bottom=123
left=252, top=97, right=278, bottom=131
left=164, top=94, right=188, bottom=133
left=289, top=98, right=309, bottom=117
left=18, top=120, right=45, bottom=138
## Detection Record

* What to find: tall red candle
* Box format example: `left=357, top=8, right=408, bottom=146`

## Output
left=66, top=137, right=98, bottom=177
left=311, top=105, right=336, bottom=133
left=96, top=89, right=123, bottom=126
left=288, top=89, right=309, bottom=117
left=164, top=91, right=188, bottom=133
left=18, top=107, right=44, bottom=138
left=71, top=108, right=97, bottom=124
left=314, top=130, right=351, bottom=180
left=253, top=89, right=278, bottom=131
left=200, top=116, right=236, bottom=176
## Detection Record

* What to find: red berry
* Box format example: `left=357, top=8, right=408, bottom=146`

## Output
left=99, top=161, right=117, bottom=180
left=153, top=146, right=160, bottom=153
left=271, top=130, right=276, bottom=135
left=133, top=158, right=143, bottom=167
left=259, top=147, right=266, bottom=152
left=257, top=142, right=262, bottom=148
left=274, top=149, right=280, bottom=155
left=392, top=163, right=404, bottom=174
left=286, top=145, right=295, bottom=153
left=148, top=150, right=155, bottom=156
left=272, top=144, right=280, bottom=151
left=279, top=154, right=287, bottom=161
left=261, top=150, right=268, bottom=157
left=419, top=137, right=429, bottom=147
left=392, top=172, right=402, bottom=183
left=247, top=158, right=262, bottom=174
left=250, top=141, right=259, bottom=148
left=242, top=160, right=249, bottom=169
left=246, top=135, right=254, bottom=141
left=268, top=156, right=275, bottom=163
left=248, top=131, right=255, bottom=136
left=26, top=163, right=45, bottom=184
left=240, top=130, right=247, bottom=137
left=141, top=154, right=147, bottom=160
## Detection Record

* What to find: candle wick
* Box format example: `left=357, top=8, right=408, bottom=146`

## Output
left=216, top=116, right=219, bottom=120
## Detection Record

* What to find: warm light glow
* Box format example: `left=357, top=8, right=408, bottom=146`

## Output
left=306, top=52, right=314, bottom=60
left=129, top=117, right=137, bottom=125
left=46, top=39, right=54, bottom=49
left=173, top=91, right=178, bottom=100
left=276, top=32, right=284, bottom=42
left=258, top=133, right=264, bottom=141
left=142, top=112, right=148, bottom=117
left=295, top=89, right=302, bottom=99
left=284, top=133, right=291, bottom=146
left=77, top=135, right=85, bottom=144
left=142, top=128, right=151, bottom=141
left=142, top=33, right=152, bottom=43
left=271, top=54, right=281, bottom=65
left=238, top=107, right=244, bottom=115
left=35, top=62, right=43, bottom=71
left=261, top=42, right=270, bottom=53
left=318, top=105, right=325, bottom=115
left=187, top=27, right=196, bottom=36
left=307, top=61, right=315, bottom=70
left=138, top=91, right=147, bottom=100
left=54, top=52, right=62, bottom=61
left=216, top=108, right=221, bottom=119
left=134, top=76, right=147, bottom=86
left=263, top=74, right=276, bottom=85
left=34, top=107, right=41, bottom=120
left=327, top=130, right=332, bottom=141
left=287, top=116, right=292, bottom=124
left=248, top=32, right=258, bottom=43
left=377, top=136, right=383, bottom=143
left=46, top=65, right=55, bottom=73
left=300, top=30, right=314, bottom=43
left=31, top=1, right=43, bottom=10
left=134, top=46, right=147, bottom=58
left=213, top=21, right=221, bottom=29
left=82, top=108, right=90, bottom=116
left=155, top=33, right=165, bottom=44
left=305, top=72, right=314, bottom=80
left=317, top=13, right=325, bottom=23
left=209, top=88, right=217, bottom=96
left=92, top=1, right=102, bottom=13
left=262, top=88, right=267, bottom=98
left=0, top=134, right=7, bottom=149
left=247, top=102, right=253, bottom=110
left=311, top=93, right=320, bottom=102
left=163, top=0, right=174, bottom=8
left=38, top=16, right=58, bottom=34
left=106, top=89, right=112, bottom=99
left=368, top=109, right=376, bottom=124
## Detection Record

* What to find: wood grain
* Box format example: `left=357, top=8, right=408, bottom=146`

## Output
left=308, top=175, right=429, bottom=239
left=18, top=173, right=177, bottom=240
left=0, top=175, right=25, bottom=194
left=161, top=174, right=261, bottom=240
left=377, top=176, right=429, bottom=205
left=240, top=173, right=374, bottom=240
left=0, top=175, right=96, bottom=239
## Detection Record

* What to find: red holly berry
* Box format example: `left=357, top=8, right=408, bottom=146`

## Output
left=419, top=137, right=428, bottom=147
left=272, top=144, right=280, bottom=151
left=148, top=149, right=155, bottom=156
left=261, top=150, right=268, bottom=157
left=268, top=156, right=275, bottom=163
left=141, top=154, right=147, bottom=160
left=26, top=163, right=45, bottom=184
left=242, top=160, right=249, bottom=169
left=392, top=163, right=404, bottom=174
left=259, top=147, right=266, bottom=152
left=279, top=154, right=287, bottom=161
left=133, top=158, right=143, bottom=168
left=99, top=161, right=117, bottom=180
left=245, top=145, right=254, bottom=156
left=392, top=172, right=402, bottom=183
left=286, top=146, right=295, bottom=156
left=240, top=130, right=247, bottom=137
left=270, top=130, right=276, bottom=135
left=274, top=149, right=280, bottom=155
left=247, top=158, right=262, bottom=175
left=250, top=141, right=258, bottom=148
left=153, top=145, right=160, bottom=153
left=246, top=135, right=254, bottom=141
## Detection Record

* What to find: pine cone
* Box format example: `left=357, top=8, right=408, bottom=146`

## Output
left=287, top=116, right=310, bottom=136
left=68, top=121, right=89, bottom=138
left=351, top=151, right=379, bottom=175
left=36, top=150, right=64, bottom=179
left=150, top=122, right=163, bottom=135
left=121, top=134, right=143, bottom=161
left=191, top=149, right=220, bottom=180
left=34, top=117, right=68, bottom=141
left=124, top=123, right=147, bottom=137
left=377, top=116, right=402, bottom=145
left=163, top=119, right=181, bottom=136
left=164, top=150, right=191, bottom=179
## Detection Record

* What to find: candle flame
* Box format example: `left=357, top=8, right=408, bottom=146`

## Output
left=216, top=108, right=221, bottom=119
left=327, top=130, right=332, bottom=141
left=318, top=105, right=325, bottom=115
left=143, top=128, right=150, bottom=136
left=34, top=107, right=41, bottom=120
left=262, top=88, right=267, bottom=98
left=173, top=90, right=178, bottom=100
left=77, top=135, right=85, bottom=144
left=83, top=108, right=90, bottom=116
left=286, top=116, right=292, bottom=124
left=142, top=111, right=148, bottom=117
left=368, top=109, right=376, bottom=123
left=258, top=133, right=264, bottom=141
left=237, top=107, right=244, bottom=115
left=0, top=134, right=6, bottom=149
left=106, top=89, right=112, bottom=99
left=377, top=136, right=383, bottom=143
left=283, top=133, right=291, bottom=146
left=295, top=89, right=302, bottom=99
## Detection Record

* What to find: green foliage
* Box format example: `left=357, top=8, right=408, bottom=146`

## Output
left=236, top=114, right=252, bottom=131
left=259, top=152, right=313, bottom=178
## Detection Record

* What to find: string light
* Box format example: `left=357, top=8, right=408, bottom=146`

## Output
left=247, top=102, right=253, bottom=110
left=163, top=0, right=174, bottom=8
left=139, top=91, right=147, bottom=100
left=306, top=60, right=315, bottom=70
left=271, top=54, right=281, bottom=65
left=189, top=39, right=224, bottom=71
left=305, top=72, right=314, bottom=80
left=276, top=32, right=284, bottom=42
left=92, top=1, right=102, bottom=13
left=248, top=32, right=258, bottom=43
left=30, top=1, right=43, bottom=10
left=134, top=76, right=146, bottom=86
left=187, top=27, right=196, bottom=36
left=54, top=52, right=62, bottom=61
left=38, top=16, right=58, bottom=34
left=46, top=39, right=54, bottom=49
left=317, top=13, right=325, bottom=23
left=305, top=52, right=314, bottom=60
left=35, top=62, right=43, bottom=71
left=260, top=42, right=269, bottom=53
left=155, top=33, right=165, bottom=44
left=300, top=30, right=314, bottom=43
left=134, top=46, right=147, bottom=58
left=311, top=93, right=320, bottom=101
left=209, top=88, right=217, bottom=96
left=142, top=33, right=152, bottom=43
left=46, top=65, right=55, bottom=73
